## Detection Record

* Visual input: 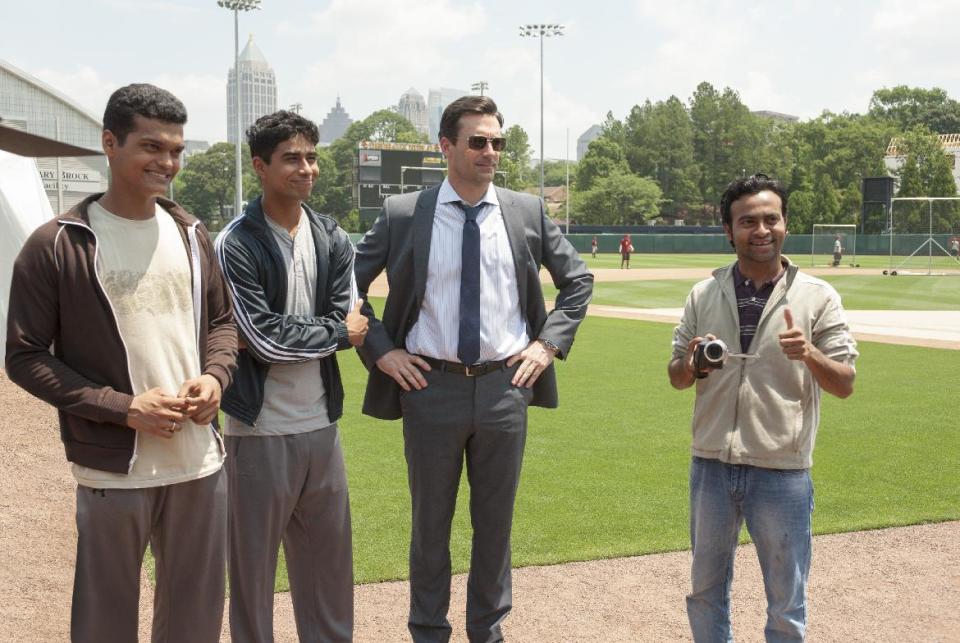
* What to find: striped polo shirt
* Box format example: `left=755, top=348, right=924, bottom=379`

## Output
left=733, top=262, right=785, bottom=352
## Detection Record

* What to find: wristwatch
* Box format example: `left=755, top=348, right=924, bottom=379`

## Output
left=538, top=338, right=560, bottom=354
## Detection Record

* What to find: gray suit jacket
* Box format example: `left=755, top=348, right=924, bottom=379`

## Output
left=354, top=184, right=593, bottom=420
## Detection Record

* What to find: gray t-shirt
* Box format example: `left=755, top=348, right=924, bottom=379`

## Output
left=225, top=208, right=331, bottom=436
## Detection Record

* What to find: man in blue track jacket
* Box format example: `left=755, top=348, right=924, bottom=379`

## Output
left=215, top=110, right=366, bottom=643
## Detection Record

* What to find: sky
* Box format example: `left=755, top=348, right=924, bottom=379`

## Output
left=4, top=0, right=960, bottom=160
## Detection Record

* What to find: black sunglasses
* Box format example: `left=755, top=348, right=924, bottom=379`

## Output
left=459, top=135, right=507, bottom=151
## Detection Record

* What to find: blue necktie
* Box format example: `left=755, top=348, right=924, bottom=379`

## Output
left=458, top=203, right=482, bottom=365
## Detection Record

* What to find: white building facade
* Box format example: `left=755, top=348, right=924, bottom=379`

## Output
left=0, top=58, right=108, bottom=213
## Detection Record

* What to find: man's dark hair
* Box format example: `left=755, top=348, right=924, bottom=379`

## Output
left=246, top=110, right=320, bottom=162
left=719, top=173, right=788, bottom=227
left=102, top=84, right=187, bottom=144
left=438, top=95, right=504, bottom=143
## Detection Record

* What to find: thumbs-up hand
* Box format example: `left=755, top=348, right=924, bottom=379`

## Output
left=346, top=297, right=368, bottom=347
left=778, top=307, right=811, bottom=361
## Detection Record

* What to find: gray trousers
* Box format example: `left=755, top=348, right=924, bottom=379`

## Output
left=71, top=467, right=227, bottom=643
left=400, top=363, right=531, bottom=643
left=226, top=426, right=353, bottom=643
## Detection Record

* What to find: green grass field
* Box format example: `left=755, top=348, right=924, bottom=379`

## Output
left=544, top=274, right=960, bottom=310
left=207, top=269, right=958, bottom=593
left=265, top=316, right=959, bottom=590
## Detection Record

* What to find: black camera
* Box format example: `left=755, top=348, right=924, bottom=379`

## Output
left=692, top=339, right=728, bottom=378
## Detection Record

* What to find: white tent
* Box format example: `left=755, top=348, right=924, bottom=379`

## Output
left=0, top=150, right=55, bottom=363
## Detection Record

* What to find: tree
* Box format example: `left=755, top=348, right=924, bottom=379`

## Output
left=303, top=146, right=339, bottom=215
left=812, top=173, right=841, bottom=224
left=174, top=142, right=257, bottom=229
left=786, top=189, right=815, bottom=233
left=529, top=159, right=575, bottom=188
left=782, top=111, right=896, bottom=231
left=869, top=86, right=960, bottom=134
left=575, top=137, right=629, bottom=191
left=599, top=110, right=626, bottom=148
left=623, top=96, right=699, bottom=215
left=689, top=83, right=763, bottom=211
left=573, top=172, right=662, bottom=225
left=893, top=126, right=959, bottom=230
left=499, top=125, right=532, bottom=190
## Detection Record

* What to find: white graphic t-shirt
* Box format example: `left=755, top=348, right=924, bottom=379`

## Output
left=72, top=201, right=223, bottom=488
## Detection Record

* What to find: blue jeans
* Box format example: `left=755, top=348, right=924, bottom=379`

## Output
left=687, top=457, right=814, bottom=643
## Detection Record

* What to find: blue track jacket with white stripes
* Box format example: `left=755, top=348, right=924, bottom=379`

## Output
left=215, top=196, right=357, bottom=427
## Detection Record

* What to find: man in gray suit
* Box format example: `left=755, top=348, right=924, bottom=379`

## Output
left=354, top=95, right=593, bottom=642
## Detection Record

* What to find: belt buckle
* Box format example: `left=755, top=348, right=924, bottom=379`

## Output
left=464, top=364, right=476, bottom=377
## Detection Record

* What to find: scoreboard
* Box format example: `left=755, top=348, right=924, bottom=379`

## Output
left=355, top=142, right=446, bottom=226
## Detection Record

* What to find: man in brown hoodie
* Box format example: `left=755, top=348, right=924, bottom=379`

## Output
left=5, top=84, right=237, bottom=643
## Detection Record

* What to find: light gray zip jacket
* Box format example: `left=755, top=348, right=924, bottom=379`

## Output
left=672, top=260, right=858, bottom=469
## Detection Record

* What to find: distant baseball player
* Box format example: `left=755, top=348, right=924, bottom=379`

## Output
left=832, top=234, right=843, bottom=266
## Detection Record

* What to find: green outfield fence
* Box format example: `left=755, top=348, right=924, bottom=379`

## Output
left=342, top=232, right=956, bottom=256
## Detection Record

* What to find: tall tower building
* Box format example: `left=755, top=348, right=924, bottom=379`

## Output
left=226, top=34, right=278, bottom=144
left=397, top=87, right=428, bottom=139
left=427, top=87, right=468, bottom=143
left=318, top=96, right=353, bottom=145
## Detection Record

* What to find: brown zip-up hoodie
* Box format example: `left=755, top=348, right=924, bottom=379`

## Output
left=5, top=194, right=238, bottom=474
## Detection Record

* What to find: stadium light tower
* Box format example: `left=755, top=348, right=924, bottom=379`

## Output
left=218, top=0, right=261, bottom=218
left=519, top=23, right=564, bottom=200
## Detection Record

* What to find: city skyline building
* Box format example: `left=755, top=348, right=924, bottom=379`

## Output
left=226, top=34, right=278, bottom=144
left=397, top=87, right=429, bottom=139
left=182, top=139, right=210, bottom=165
left=318, top=96, right=353, bottom=145
left=751, top=110, right=800, bottom=124
left=427, top=87, right=468, bottom=143
left=0, top=58, right=108, bottom=213
left=576, top=124, right=602, bottom=161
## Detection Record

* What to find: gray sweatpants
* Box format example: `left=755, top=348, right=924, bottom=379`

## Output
left=71, top=467, right=227, bottom=643
left=226, top=426, right=353, bottom=643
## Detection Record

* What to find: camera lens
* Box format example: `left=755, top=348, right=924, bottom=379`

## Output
left=704, top=342, right=725, bottom=361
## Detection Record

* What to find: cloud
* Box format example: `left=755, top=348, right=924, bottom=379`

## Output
left=283, top=0, right=487, bottom=117
left=98, top=0, right=200, bottom=14
left=27, top=64, right=226, bottom=143
left=149, top=73, right=227, bottom=143
left=31, top=66, right=115, bottom=121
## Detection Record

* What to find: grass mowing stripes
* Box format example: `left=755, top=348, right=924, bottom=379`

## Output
left=543, top=275, right=960, bottom=310
left=269, top=313, right=960, bottom=590
left=581, top=252, right=956, bottom=271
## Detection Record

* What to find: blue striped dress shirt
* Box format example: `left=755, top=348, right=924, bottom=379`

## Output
left=405, top=180, right=529, bottom=362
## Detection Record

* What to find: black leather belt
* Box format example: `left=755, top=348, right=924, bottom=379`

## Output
left=420, top=356, right=508, bottom=377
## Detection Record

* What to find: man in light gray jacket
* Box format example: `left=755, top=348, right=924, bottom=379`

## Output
left=668, top=174, right=858, bottom=642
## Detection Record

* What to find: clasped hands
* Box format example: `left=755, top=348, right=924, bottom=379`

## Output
left=375, top=339, right=558, bottom=392
left=125, top=374, right=222, bottom=439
